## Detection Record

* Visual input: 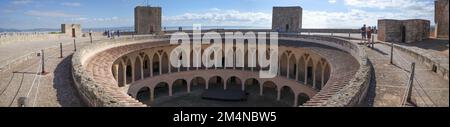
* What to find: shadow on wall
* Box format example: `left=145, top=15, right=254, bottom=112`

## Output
left=52, top=55, right=84, bottom=107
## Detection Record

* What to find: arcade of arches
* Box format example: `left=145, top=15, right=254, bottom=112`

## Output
left=112, top=44, right=331, bottom=107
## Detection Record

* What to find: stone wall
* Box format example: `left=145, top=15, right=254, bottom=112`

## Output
left=71, top=35, right=168, bottom=107
left=135, top=6, right=162, bottom=34
left=435, top=0, right=449, bottom=38
left=0, top=33, right=70, bottom=46
left=61, top=24, right=82, bottom=37
left=378, top=19, right=430, bottom=43
left=272, top=6, right=302, bottom=32
left=279, top=34, right=372, bottom=107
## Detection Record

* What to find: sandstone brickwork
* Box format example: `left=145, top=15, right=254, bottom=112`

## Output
left=435, top=0, right=449, bottom=38
left=272, top=6, right=302, bottom=33
left=135, top=6, right=162, bottom=35
left=377, top=19, right=430, bottom=43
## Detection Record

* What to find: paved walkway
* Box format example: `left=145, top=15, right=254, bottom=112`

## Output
left=364, top=43, right=448, bottom=107
left=0, top=36, right=106, bottom=68
left=0, top=36, right=119, bottom=107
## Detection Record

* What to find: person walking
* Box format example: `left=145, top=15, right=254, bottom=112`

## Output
left=367, top=26, right=373, bottom=47
left=360, top=24, right=367, bottom=43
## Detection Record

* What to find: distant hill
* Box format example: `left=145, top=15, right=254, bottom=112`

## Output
left=0, top=28, right=59, bottom=33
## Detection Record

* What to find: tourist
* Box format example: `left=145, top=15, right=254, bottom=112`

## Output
left=107, top=30, right=110, bottom=38
left=360, top=24, right=367, bottom=42
left=367, top=26, right=372, bottom=47
left=117, top=30, right=120, bottom=37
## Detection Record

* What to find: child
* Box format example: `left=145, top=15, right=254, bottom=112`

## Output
left=366, top=26, right=372, bottom=47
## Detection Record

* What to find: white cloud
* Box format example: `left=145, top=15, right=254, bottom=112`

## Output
left=328, top=0, right=337, bottom=4
left=163, top=8, right=271, bottom=26
left=344, top=0, right=433, bottom=10
left=61, top=2, right=81, bottom=7
left=25, top=10, right=80, bottom=18
left=11, top=0, right=33, bottom=5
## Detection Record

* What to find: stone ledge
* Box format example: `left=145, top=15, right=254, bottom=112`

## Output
left=72, top=35, right=167, bottom=107
left=378, top=41, right=449, bottom=81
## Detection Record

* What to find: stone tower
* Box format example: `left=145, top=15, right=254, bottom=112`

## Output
left=135, top=6, right=162, bottom=34
left=377, top=19, right=430, bottom=43
left=272, top=6, right=303, bottom=33
left=435, top=0, right=449, bottom=38
left=61, top=24, right=82, bottom=38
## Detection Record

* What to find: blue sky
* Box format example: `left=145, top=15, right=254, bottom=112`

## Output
left=0, top=0, right=435, bottom=29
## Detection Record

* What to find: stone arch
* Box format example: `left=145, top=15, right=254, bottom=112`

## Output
left=191, top=77, right=206, bottom=92
left=298, top=56, right=305, bottom=83
left=226, top=76, right=242, bottom=90
left=161, top=52, right=169, bottom=74
left=280, top=86, right=295, bottom=106
left=315, top=61, right=323, bottom=90
left=172, top=79, right=188, bottom=95
left=125, top=58, right=133, bottom=84
left=208, top=76, right=224, bottom=90
left=297, top=93, right=310, bottom=106
left=323, top=63, right=331, bottom=87
left=154, top=82, right=169, bottom=99
left=244, top=78, right=260, bottom=95
left=262, top=81, right=277, bottom=100
left=136, top=87, right=151, bottom=104
left=280, top=53, right=288, bottom=77
left=143, top=55, right=151, bottom=78
left=152, top=53, right=160, bottom=76
left=117, top=62, right=125, bottom=87
left=288, top=55, right=297, bottom=79
left=306, top=58, right=314, bottom=87
left=134, top=56, right=142, bottom=81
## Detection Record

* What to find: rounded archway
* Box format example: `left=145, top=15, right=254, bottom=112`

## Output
left=134, top=57, right=142, bottom=81
left=172, top=79, right=188, bottom=95
left=280, top=86, right=295, bottom=106
left=280, top=53, right=288, bottom=76
left=289, top=55, right=297, bottom=79
left=208, top=76, right=224, bottom=90
left=262, top=81, right=277, bottom=100
left=152, top=53, right=160, bottom=76
left=298, top=56, right=306, bottom=83
left=297, top=93, right=310, bottom=106
left=244, top=78, right=260, bottom=95
left=154, top=82, right=169, bottom=99
left=125, top=59, right=133, bottom=84
left=226, top=76, right=242, bottom=90
left=143, top=55, right=151, bottom=78
left=191, top=77, right=206, bottom=92
left=136, top=87, right=151, bottom=104
left=161, top=52, right=169, bottom=74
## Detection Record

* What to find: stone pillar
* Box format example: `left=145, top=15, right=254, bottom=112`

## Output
left=122, top=65, right=127, bottom=86
left=187, top=82, right=191, bottom=93
left=159, top=57, right=162, bottom=75
left=287, top=57, right=290, bottom=79
left=312, top=65, right=316, bottom=89
left=304, top=65, right=308, bottom=85
left=321, top=67, right=325, bottom=88
left=242, top=82, right=245, bottom=91
left=140, top=59, right=144, bottom=80
left=295, top=63, right=299, bottom=81
left=113, top=64, right=119, bottom=82
left=259, top=84, right=263, bottom=96
left=150, top=88, right=155, bottom=101
left=293, top=94, right=298, bottom=107
left=169, top=85, right=173, bottom=97
left=150, top=59, right=153, bottom=77
left=131, top=64, right=135, bottom=82
left=277, top=88, right=281, bottom=101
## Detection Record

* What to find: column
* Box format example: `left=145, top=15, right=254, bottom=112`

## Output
left=287, top=57, right=290, bottom=79
left=122, top=65, right=126, bottom=86
left=293, top=95, right=298, bottom=107
left=140, top=60, right=144, bottom=80
left=113, top=64, right=119, bottom=82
